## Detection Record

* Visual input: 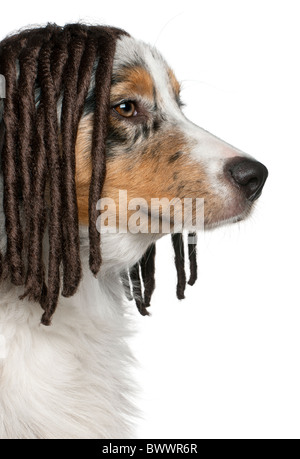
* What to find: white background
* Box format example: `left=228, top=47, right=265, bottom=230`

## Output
left=1, top=0, right=300, bottom=439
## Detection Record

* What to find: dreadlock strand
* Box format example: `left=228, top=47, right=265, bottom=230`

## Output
left=43, top=28, right=73, bottom=305
left=74, top=32, right=98, bottom=119
left=88, top=30, right=118, bottom=276
left=60, top=28, right=87, bottom=297
left=18, top=33, right=47, bottom=247
left=21, top=33, right=53, bottom=302
left=171, top=233, right=186, bottom=300
left=50, top=28, right=71, bottom=93
left=63, top=31, right=99, bottom=285
left=187, top=232, right=198, bottom=286
left=58, top=27, right=99, bottom=296
left=0, top=117, right=4, bottom=155
left=140, top=243, right=156, bottom=308
left=38, top=35, right=66, bottom=323
left=1, top=43, right=26, bottom=285
left=130, top=262, right=149, bottom=316
left=21, top=104, right=47, bottom=302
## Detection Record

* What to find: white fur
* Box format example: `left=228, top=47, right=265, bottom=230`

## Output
left=0, top=269, right=133, bottom=439
left=0, top=174, right=161, bottom=439
left=0, top=34, right=254, bottom=439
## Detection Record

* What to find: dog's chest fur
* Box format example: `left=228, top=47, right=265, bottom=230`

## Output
left=0, top=176, right=159, bottom=439
left=0, top=265, right=133, bottom=438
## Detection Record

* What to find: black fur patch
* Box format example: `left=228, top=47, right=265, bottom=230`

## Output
left=83, top=93, right=96, bottom=115
left=142, top=123, right=151, bottom=139
left=152, top=118, right=162, bottom=132
left=106, top=126, right=129, bottom=157
left=133, top=129, right=142, bottom=144
left=168, top=151, right=183, bottom=164
left=177, top=183, right=185, bottom=193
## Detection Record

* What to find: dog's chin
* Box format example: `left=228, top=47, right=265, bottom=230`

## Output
left=203, top=200, right=254, bottom=230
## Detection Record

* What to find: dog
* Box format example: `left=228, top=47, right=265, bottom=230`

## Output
left=0, top=24, right=268, bottom=438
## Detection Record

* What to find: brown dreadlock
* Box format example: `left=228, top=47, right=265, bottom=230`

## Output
left=129, top=233, right=198, bottom=314
left=0, top=23, right=198, bottom=324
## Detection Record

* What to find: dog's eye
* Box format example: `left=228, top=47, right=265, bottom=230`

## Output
left=114, top=101, right=137, bottom=118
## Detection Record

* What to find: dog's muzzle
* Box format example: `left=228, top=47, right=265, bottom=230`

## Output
left=225, top=157, right=269, bottom=202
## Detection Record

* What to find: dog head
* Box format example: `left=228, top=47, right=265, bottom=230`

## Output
left=0, top=24, right=268, bottom=323
left=75, top=34, right=268, bottom=232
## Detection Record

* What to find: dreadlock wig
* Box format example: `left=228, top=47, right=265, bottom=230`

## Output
left=0, top=24, right=129, bottom=324
left=0, top=23, right=198, bottom=326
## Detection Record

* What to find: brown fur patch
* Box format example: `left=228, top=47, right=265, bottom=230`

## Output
left=168, top=68, right=181, bottom=97
left=111, top=66, right=154, bottom=102
left=100, top=134, right=209, bottom=231
left=75, top=115, right=93, bottom=223
left=75, top=116, right=218, bottom=228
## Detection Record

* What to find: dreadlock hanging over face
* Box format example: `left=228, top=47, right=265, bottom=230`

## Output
left=0, top=23, right=198, bottom=325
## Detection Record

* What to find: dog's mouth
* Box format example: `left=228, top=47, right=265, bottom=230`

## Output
left=98, top=178, right=264, bottom=235
left=203, top=201, right=254, bottom=230
left=200, top=157, right=268, bottom=230
left=98, top=156, right=268, bottom=235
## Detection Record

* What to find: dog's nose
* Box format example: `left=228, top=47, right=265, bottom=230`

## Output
left=226, top=158, right=268, bottom=201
